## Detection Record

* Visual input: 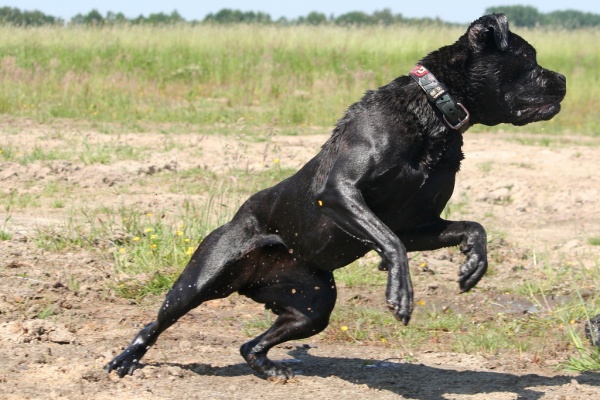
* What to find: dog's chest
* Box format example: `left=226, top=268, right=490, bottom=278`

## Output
left=363, top=132, right=463, bottom=219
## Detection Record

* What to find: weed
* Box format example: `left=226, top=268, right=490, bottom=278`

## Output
left=242, top=310, right=274, bottom=337
left=334, top=258, right=387, bottom=287
left=422, top=306, right=466, bottom=332
left=477, top=161, right=494, bottom=174
left=562, top=329, right=600, bottom=372
left=442, top=192, right=470, bottom=220
left=19, top=146, right=65, bottom=165
left=0, top=142, right=17, bottom=160
left=0, top=188, right=16, bottom=239
left=52, top=199, right=66, bottom=209
left=37, top=304, right=58, bottom=320
left=67, top=276, right=81, bottom=293
left=115, top=270, right=180, bottom=300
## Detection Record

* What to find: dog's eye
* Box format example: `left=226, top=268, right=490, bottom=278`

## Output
left=522, top=53, right=537, bottom=70
left=524, top=51, right=537, bottom=61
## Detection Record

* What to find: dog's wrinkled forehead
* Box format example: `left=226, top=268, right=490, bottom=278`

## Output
left=509, top=34, right=537, bottom=58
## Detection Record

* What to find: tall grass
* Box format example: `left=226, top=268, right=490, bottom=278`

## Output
left=0, top=24, right=596, bottom=133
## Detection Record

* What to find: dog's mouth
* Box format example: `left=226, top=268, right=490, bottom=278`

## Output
left=513, top=102, right=562, bottom=125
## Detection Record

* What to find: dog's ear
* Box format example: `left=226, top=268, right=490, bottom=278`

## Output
left=467, top=13, right=510, bottom=52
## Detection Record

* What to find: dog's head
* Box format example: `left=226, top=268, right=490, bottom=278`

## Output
left=436, top=14, right=567, bottom=127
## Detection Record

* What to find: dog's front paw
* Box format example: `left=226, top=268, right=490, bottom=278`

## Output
left=458, top=252, right=487, bottom=292
left=386, top=298, right=413, bottom=326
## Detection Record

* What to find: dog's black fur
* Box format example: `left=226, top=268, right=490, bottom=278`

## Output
left=106, top=14, right=566, bottom=379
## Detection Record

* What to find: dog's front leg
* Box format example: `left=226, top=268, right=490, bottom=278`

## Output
left=399, top=219, right=488, bottom=292
left=317, top=180, right=414, bottom=324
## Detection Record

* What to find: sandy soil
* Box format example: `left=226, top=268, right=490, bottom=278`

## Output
left=1, top=121, right=600, bottom=399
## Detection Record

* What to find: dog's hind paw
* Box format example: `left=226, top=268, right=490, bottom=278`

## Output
left=104, top=352, right=142, bottom=378
left=241, top=347, right=295, bottom=381
left=264, top=363, right=294, bottom=381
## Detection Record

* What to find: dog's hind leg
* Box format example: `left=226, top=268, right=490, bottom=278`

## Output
left=239, top=260, right=337, bottom=379
left=105, top=218, right=279, bottom=377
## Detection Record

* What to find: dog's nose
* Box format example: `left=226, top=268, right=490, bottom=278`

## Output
left=557, top=73, right=566, bottom=83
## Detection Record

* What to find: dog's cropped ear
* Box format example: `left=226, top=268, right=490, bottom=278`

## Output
left=467, top=13, right=510, bottom=52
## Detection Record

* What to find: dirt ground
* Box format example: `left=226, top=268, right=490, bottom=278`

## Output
left=1, top=121, right=600, bottom=399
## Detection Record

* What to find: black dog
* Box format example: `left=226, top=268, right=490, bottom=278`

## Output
left=106, top=14, right=566, bottom=379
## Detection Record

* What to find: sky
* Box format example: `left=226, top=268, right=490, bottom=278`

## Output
left=5, top=0, right=600, bottom=24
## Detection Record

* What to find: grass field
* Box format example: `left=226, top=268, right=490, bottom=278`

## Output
left=0, top=24, right=598, bottom=134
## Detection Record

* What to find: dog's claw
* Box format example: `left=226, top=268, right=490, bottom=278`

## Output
left=105, top=359, right=140, bottom=377
left=104, top=348, right=145, bottom=378
left=241, top=344, right=295, bottom=380
left=387, top=300, right=413, bottom=325
left=458, top=254, right=487, bottom=292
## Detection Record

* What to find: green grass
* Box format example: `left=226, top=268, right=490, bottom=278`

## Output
left=514, top=258, right=600, bottom=371
left=1, top=134, right=149, bottom=166
left=29, top=162, right=294, bottom=299
left=334, top=260, right=387, bottom=287
left=0, top=24, right=597, bottom=133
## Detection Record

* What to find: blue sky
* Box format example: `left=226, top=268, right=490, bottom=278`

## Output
left=5, top=1, right=600, bottom=24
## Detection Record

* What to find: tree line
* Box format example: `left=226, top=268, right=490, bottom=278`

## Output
left=1, top=5, right=600, bottom=28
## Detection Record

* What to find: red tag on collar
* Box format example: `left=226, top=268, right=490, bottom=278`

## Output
left=410, top=65, right=429, bottom=78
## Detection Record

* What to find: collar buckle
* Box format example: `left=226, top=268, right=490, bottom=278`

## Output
left=410, top=65, right=470, bottom=132
left=443, top=103, right=470, bottom=131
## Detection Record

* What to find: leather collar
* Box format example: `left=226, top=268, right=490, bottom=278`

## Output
left=409, top=65, right=470, bottom=132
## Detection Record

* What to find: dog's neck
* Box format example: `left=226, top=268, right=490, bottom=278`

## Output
left=409, top=65, right=470, bottom=133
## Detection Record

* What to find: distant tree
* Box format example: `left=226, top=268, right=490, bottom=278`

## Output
left=143, top=10, right=185, bottom=25
left=71, top=9, right=104, bottom=25
left=0, top=6, right=59, bottom=26
left=3, top=5, right=600, bottom=29
left=486, top=5, right=600, bottom=28
left=204, top=9, right=271, bottom=24
left=372, top=8, right=396, bottom=25
left=335, top=11, right=373, bottom=25
left=486, top=5, right=541, bottom=27
left=546, top=10, right=600, bottom=28
left=105, top=11, right=127, bottom=24
left=305, top=11, right=327, bottom=25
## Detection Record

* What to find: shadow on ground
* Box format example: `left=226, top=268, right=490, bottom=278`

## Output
left=149, top=346, right=600, bottom=400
